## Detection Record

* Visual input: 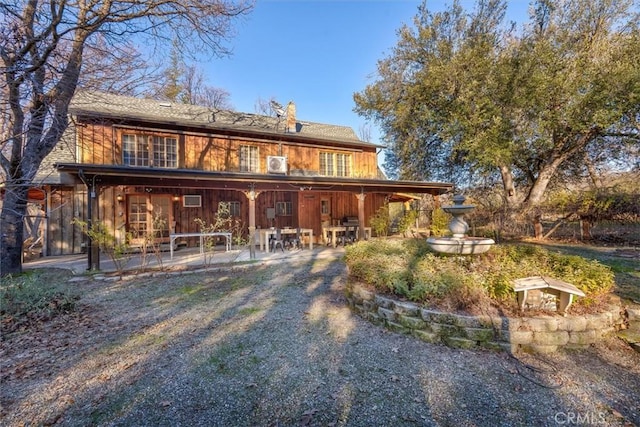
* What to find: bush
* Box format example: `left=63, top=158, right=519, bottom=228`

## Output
left=369, top=204, right=390, bottom=237
left=430, top=208, right=450, bottom=237
left=345, top=239, right=615, bottom=314
left=1, top=270, right=79, bottom=331
left=397, top=210, right=419, bottom=236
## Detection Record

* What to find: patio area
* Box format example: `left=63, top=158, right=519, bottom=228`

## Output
left=24, top=244, right=343, bottom=275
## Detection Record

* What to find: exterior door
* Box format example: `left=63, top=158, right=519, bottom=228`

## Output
left=320, top=197, right=331, bottom=227
left=127, top=194, right=171, bottom=246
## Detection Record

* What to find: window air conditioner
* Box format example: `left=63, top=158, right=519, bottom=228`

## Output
left=267, top=156, right=287, bottom=174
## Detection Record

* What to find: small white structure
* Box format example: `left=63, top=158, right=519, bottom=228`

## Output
left=512, top=276, right=586, bottom=315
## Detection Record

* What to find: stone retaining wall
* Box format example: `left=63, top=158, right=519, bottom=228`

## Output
left=346, top=281, right=639, bottom=354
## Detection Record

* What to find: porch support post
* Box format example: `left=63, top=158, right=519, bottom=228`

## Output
left=243, top=185, right=260, bottom=260
left=356, top=190, right=366, bottom=240
left=79, top=170, right=100, bottom=271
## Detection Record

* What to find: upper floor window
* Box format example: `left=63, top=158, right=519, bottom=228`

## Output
left=239, top=145, right=259, bottom=172
left=122, top=134, right=177, bottom=168
left=122, top=134, right=149, bottom=166
left=153, top=136, right=177, bottom=168
left=319, top=152, right=351, bottom=177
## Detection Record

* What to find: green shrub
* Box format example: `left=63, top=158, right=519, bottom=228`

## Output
left=369, top=204, right=390, bottom=237
left=430, top=208, right=450, bottom=237
left=1, top=270, right=79, bottom=330
left=345, top=240, right=615, bottom=313
left=398, top=210, right=419, bottom=236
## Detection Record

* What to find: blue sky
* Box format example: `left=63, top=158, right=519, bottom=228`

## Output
left=201, top=1, right=530, bottom=150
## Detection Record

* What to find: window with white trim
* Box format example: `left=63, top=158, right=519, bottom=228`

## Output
left=153, top=136, right=177, bottom=168
left=183, top=195, right=201, bottom=207
left=319, top=152, right=351, bottom=177
left=239, top=145, right=259, bottom=172
left=122, top=134, right=149, bottom=166
left=122, top=133, right=177, bottom=168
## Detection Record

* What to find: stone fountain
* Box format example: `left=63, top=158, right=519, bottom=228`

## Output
left=426, top=195, right=495, bottom=255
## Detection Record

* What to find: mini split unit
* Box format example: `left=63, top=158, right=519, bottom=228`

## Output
left=267, top=156, right=287, bottom=174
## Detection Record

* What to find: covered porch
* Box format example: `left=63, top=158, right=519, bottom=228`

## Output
left=52, top=163, right=452, bottom=270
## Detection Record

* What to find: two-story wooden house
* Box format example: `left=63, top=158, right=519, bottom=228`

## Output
left=33, top=91, right=451, bottom=261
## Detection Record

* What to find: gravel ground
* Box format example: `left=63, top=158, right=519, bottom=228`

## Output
left=2, top=249, right=639, bottom=426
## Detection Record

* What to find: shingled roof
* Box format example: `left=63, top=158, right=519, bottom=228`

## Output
left=70, top=91, right=377, bottom=147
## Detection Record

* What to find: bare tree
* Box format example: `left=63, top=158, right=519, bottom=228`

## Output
left=0, top=0, right=253, bottom=276
left=254, top=96, right=282, bottom=117
left=358, top=123, right=371, bottom=142
left=182, top=65, right=234, bottom=109
left=147, top=41, right=234, bottom=109
left=80, top=35, right=160, bottom=96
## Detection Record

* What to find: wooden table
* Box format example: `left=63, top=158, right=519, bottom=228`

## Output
left=169, top=232, right=232, bottom=259
left=322, top=226, right=371, bottom=248
left=259, top=228, right=313, bottom=252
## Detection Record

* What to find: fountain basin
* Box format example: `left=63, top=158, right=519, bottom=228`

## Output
left=426, top=236, right=495, bottom=255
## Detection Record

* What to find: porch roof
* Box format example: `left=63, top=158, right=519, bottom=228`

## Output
left=55, top=163, right=453, bottom=196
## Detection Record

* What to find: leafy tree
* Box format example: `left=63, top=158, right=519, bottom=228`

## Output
left=0, top=0, right=253, bottom=276
left=354, top=0, right=640, bottom=236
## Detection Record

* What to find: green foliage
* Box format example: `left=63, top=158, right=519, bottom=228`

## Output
left=397, top=209, right=418, bottom=235
left=354, top=0, right=640, bottom=210
left=1, top=270, right=79, bottom=329
left=546, top=185, right=640, bottom=222
left=345, top=240, right=615, bottom=313
left=369, top=204, right=390, bottom=237
left=430, top=208, right=450, bottom=237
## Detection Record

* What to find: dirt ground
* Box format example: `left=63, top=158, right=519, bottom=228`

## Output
left=1, top=248, right=639, bottom=426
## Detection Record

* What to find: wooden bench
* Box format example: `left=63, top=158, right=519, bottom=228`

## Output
left=512, top=276, right=586, bottom=315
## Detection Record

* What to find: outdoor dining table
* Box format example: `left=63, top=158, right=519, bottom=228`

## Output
left=322, top=226, right=372, bottom=248
left=259, top=228, right=314, bottom=252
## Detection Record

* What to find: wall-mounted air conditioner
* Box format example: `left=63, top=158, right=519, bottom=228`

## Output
left=267, top=156, right=288, bottom=174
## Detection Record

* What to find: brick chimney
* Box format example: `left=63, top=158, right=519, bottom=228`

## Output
left=286, top=101, right=296, bottom=133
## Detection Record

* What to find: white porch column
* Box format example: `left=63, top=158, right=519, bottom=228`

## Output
left=243, top=187, right=260, bottom=260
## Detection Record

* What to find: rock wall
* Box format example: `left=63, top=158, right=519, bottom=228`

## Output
left=346, top=281, right=638, bottom=354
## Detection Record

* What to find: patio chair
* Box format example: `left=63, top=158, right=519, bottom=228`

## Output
left=287, top=228, right=302, bottom=250
left=270, top=228, right=285, bottom=252
left=340, top=225, right=357, bottom=246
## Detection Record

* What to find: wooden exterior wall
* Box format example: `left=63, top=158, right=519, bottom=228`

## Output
left=45, top=185, right=86, bottom=255
left=77, top=122, right=380, bottom=176
left=47, top=119, right=391, bottom=254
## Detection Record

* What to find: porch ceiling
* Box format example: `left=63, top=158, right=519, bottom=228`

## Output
left=55, top=163, right=453, bottom=196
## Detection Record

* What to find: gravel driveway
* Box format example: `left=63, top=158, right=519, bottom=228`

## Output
left=2, top=249, right=639, bottom=426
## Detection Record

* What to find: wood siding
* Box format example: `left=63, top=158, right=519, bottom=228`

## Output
left=76, top=121, right=379, bottom=176
left=51, top=119, right=392, bottom=253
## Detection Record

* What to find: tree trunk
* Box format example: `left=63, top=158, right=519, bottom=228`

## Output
left=580, top=218, right=593, bottom=240
left=0, top=186, right=29, bottom=276
left=533, top=213, right=544, bottom=239
left=499, top=165, right=518, bottom=209
left=584, top=153, right=603, bottom=188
